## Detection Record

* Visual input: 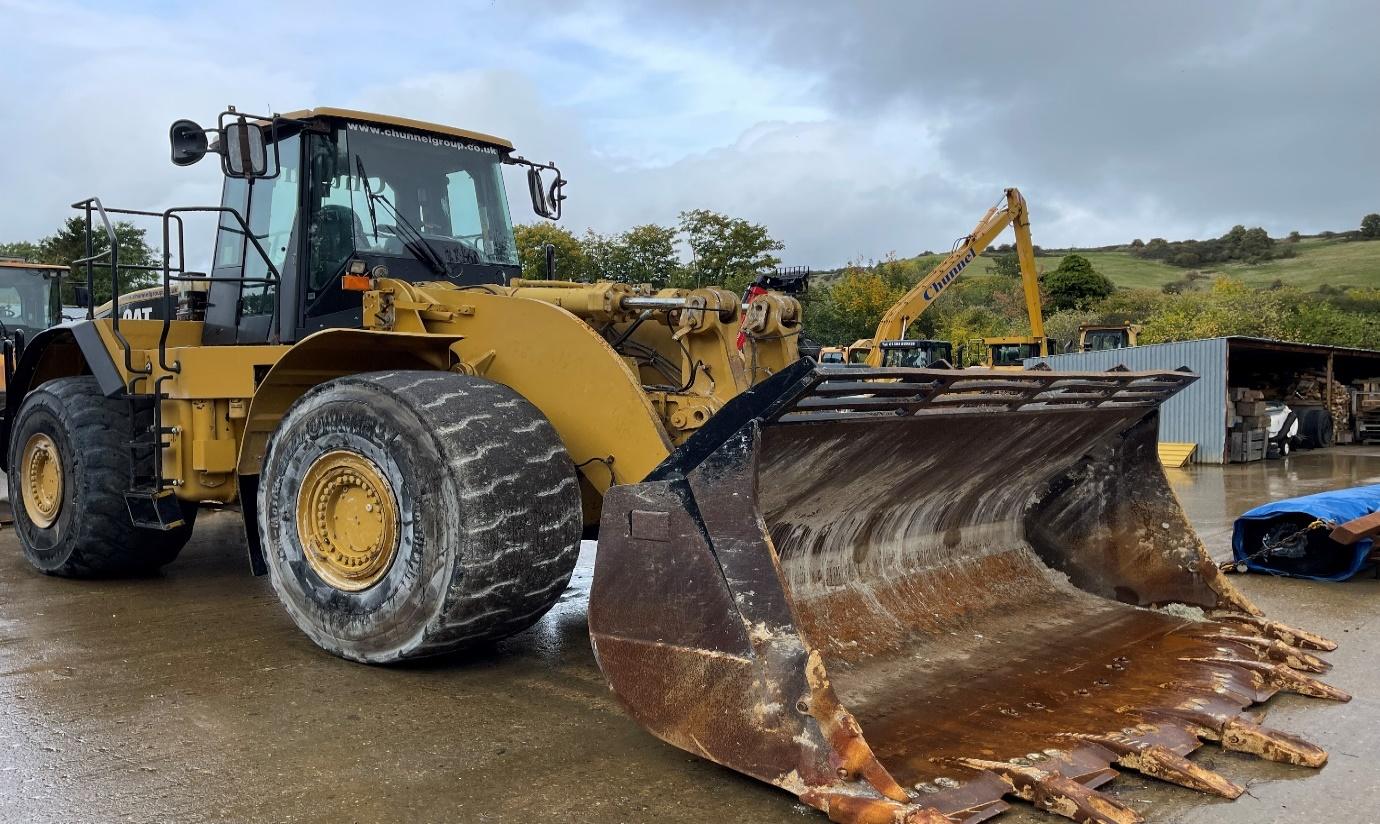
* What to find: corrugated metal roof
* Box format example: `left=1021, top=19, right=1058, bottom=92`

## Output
left=1026, top=338, right=1228, bottom=463
left=1225, top=336, right=1380, bottom=359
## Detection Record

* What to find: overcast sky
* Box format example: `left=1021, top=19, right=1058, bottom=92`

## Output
left=1, top=0, right=1375, bottom=268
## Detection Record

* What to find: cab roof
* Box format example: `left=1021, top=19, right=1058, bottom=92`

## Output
left=278, top=107, right=515, bottom=151
left=0, top=261, right=68, bottom=272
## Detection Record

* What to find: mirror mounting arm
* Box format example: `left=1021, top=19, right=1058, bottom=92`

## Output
left=505, top=154, right=567, bottom=221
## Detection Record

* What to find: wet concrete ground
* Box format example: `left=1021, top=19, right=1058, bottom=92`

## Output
left=1, top=447, right=1378, bottom=824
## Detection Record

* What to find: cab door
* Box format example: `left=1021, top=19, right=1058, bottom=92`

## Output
left=204, top=133, right=303, bottom=345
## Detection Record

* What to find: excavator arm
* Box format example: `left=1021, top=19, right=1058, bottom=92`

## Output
left=862, top=187, right=1045, bottom=366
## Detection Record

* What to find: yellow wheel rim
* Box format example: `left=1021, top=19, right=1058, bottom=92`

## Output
left=20, top=432, right=64, bottom=528
left=295, top=450, right=400, bottom=592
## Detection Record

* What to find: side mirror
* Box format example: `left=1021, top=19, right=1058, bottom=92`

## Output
left=527, top=165, right=566, bottom=220
left=73, top=285, right=91, bottom=309
left=223, top=120, right=270, bottom=178
left=170, top=119, right=210, bottom=166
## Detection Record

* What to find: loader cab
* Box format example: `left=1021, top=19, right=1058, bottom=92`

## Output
left=0, top=261, right=64, bottom=339
left=203, top=109, right=524, bottom=345
left=1078, top=324, right=1138, bottom=352
left=845, top=340, right=872, bottom=365
left=878, top=339, right=953, bottom=368
left=817, top=346, right=846, bottom=365
left=982, top=336, right=1055, bottom=369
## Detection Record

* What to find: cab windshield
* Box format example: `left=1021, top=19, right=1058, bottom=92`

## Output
left=323, top=122, right=518, bottom=280
left=1083, top=329, right=1129, bottom=351
left=881, top=342, right=952, bottom=368
left=0, top=268, right=59, bottom=334
left=989, top=343, right=1041, bottom=367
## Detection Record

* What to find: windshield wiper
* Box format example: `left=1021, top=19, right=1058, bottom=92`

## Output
left=354, top=156, right=449, bottom=278
left=354, top=156, right=381, bottom=243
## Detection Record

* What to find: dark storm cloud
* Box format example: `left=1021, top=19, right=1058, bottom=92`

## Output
left=605, top=0, right=1380, bottom=242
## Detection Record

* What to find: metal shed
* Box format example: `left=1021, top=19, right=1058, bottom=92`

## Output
left=1026, top=337, right=1380, bottom=464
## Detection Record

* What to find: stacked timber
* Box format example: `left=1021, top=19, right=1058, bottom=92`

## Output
left=1290, top=370, right=1351, bottom=435
left=1228, top=387, right=1268, bottom=462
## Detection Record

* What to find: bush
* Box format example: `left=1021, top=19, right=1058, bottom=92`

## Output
left=1043, top=254, right=1115, bottom=311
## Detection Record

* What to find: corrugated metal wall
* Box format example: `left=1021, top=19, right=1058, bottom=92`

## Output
left=1026, top=338, right=1229, bottom=463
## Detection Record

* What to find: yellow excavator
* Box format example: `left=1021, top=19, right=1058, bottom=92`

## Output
left=854, top=189, right=1052, bottom=370
left=1, top=107, right=1347, bottom=824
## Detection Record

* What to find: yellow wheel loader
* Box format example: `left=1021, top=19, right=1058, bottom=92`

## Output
left=2, top=107, right=1347, bottom=824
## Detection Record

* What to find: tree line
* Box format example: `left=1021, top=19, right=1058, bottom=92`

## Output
left=5, top=209, right=1378, bottom=352
left=513, top=209, right=782, bottom=297
left=0, top=217, right=158, bottom=304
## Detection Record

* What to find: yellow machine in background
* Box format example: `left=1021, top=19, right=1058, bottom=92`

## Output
left=1079, top=322, right=1140, bottom=351
left=0, top=107, right=1347, bottom=824
left=844, top=338, right=872, bottom=364
left=853, top=188, right=1050, bottom=370
left=0, top=260, right=66, bottom=394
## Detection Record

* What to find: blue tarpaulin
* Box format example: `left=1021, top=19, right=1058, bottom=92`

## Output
left=1232, top=484, right=1380, bottom=580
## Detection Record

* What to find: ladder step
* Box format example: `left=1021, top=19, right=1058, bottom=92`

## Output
left=124, top=489, right=184, bottom=531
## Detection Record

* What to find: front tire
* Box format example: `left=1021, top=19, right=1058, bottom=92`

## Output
left=7, top=376, right=196, bottom=576
left=259, top=371, right=583, bottom=663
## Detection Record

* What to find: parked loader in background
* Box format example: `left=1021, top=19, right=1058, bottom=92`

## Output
left=1079, top=323, right=1139, bottom=352
left=0, top=260, right=66, bottom=395
left=0, top=259, right=66, bottom=518
left=2, top=107, right=1347, bottom=824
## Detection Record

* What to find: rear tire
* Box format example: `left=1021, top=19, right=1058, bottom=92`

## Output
left=1299, top=408, right=1334, bottom=449
left=258, top=371, right=583, bottom=663
left=7, top=376, right=197, bottom=576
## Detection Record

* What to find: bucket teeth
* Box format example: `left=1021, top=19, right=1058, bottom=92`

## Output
left=1212, top=634, right=1331, bottom=673
left=1062, top=732, right=1243, bottom=799
left=799, top=790, right=956, bottom=824
left=1220, top=718, right=1329, bottom=768
left=1182, top=657, right=1351, bottom=702
left=955, top=759, right=1142, bottom=824
left=1142, top=709, right=1329, bottom=768
left=1212, top=613, right=1338, bottom=651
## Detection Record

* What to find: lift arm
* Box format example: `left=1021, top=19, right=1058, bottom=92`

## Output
left=862, top=188, right=1044, bottom=366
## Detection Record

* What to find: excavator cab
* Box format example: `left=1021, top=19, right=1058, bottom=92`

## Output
left=878, top=338, right=953, bottom=367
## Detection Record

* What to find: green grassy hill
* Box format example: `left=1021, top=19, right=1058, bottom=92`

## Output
left=817, top=236, right=1380, bottom=292
left=1036, top=236, right=1380, bottom=291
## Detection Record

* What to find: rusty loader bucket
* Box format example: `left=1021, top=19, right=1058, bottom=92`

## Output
left=590, top=361, right=1347, bottom=824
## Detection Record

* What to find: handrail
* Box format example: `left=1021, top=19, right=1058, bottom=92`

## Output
left=70, top=197, right=145, bottom=379
left=69, top=194, right=285, bottom=495
left=156, top=205, right=283, bottom=373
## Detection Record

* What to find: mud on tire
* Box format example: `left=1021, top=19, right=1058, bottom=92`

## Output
left=7, top=376, right=197, bottom=576
left=259, top=370, right=583, bottom=663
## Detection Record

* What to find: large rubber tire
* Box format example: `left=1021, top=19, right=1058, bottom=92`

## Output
left=7, top=376, right=197, bottom=576
left=1299, top=408, right=1334, bottom=449
left=258, top=371, right=583, bottom=663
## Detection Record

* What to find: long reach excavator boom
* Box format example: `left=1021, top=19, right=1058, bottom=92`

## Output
left=861, top=187, right=1046, bottom=366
